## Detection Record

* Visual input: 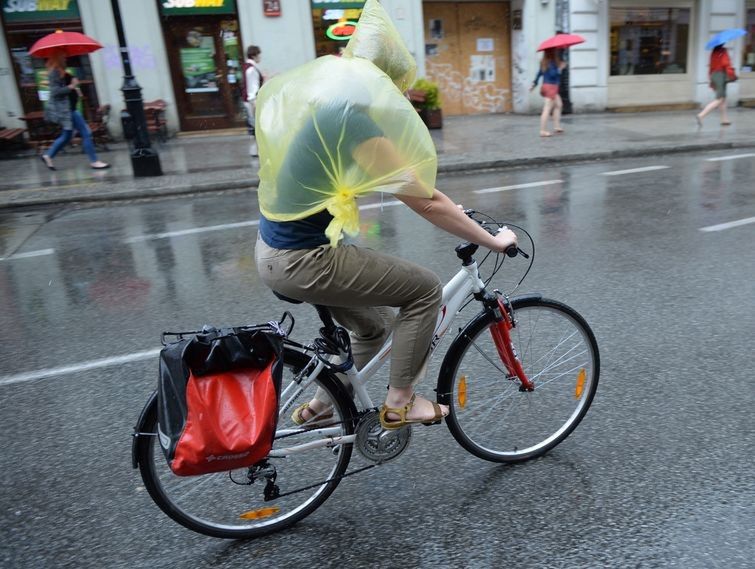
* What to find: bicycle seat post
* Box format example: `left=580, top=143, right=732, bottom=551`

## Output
left=314, top=304, right=337, bottom=333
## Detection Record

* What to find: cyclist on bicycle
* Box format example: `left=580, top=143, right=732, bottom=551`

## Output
left=254, top=0, right=516, bottom=428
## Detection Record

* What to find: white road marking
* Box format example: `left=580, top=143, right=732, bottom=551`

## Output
left=473, top=180, right=563, bottom=194
left=705, top=153, right=755, bottom=162
left=124, top=200, right=403, bottom=243
left=0, top=348, right=162, bottom=387
left=601, top=166, right=669, bottom=176
left=699, top=216, right=755, bottom=232
left=0, top=248, right=55, bottom=261
left=125, top=219, right=261, bottom=243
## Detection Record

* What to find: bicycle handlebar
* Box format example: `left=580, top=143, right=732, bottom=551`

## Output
left=464, top=209, right=530, bottom=259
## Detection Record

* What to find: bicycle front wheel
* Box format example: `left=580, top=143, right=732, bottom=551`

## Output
left=136, top=347, right=356, bottom=539
left=439, top=297, right=599, bottom=463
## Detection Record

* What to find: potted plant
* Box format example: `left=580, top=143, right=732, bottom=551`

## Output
left=409, top=78, right=443, bottom=129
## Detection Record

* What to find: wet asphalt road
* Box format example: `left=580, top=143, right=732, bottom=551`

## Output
left=1, top=151, right=754, bottom=568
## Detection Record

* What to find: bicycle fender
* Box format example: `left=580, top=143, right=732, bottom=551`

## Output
left=508, top=292, right=543, bottom=305
left=132, top=390, right=157, bottom=469
left=436, top=293, right=543, bottom=405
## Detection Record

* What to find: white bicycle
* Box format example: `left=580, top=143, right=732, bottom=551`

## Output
left=132, top=210, right=600, bottom=539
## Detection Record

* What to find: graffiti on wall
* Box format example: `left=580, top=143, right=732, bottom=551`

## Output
left=426, top=60, right=509, bottom=113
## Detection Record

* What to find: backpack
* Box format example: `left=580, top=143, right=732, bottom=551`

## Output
left=241, top=61, right=264, bottom=102
left=157, top=325, right=284, bottom=476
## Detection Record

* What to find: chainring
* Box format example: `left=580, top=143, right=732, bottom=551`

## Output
left=355, top=410, right=412, bottom=463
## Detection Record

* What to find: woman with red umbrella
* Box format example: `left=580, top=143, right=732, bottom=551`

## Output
left=39, top=51, right=109, bottom=170
left=530, top=33, right=584, bottom=137
left=32, top=30, right=109, bottom=171
left=530, top=48, right=566, bottom=137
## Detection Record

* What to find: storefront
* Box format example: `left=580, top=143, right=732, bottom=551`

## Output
left=310, top=1, right=365, bottom=58
left=158, top=0, right=245, bottom=131
left=742, top=0, right=755, bottom=102
left=607, top=1, right=695, bottom=107
left=1, top=0, right=100, bottom=121
left=422, top=1, right=513, bottom=115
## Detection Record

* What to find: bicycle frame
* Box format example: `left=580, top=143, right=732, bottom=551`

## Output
left=271, top=259, right=496, bottom=456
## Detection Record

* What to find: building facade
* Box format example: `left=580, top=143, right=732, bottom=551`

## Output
left=1, top=0, right=753, bottom=137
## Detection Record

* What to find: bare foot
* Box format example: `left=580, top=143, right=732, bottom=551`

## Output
left=720, top=121, right=731, bottom=126
left=540, top=131, right=552, bottom=137
left=695, top=114, right=703, bottom=127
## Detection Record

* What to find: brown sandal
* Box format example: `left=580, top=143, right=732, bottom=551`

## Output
left=291, top=402, right=333, bottom=426
left=379, top=393, right=446, bottom=430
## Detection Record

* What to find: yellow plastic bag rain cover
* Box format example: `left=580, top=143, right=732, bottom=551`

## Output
left=256, top=1, right=436, bottom=247
left=342, top=0, right=417, bottom=93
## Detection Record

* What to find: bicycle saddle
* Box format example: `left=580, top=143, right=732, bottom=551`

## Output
left=272, top=291, right=303, bottom=304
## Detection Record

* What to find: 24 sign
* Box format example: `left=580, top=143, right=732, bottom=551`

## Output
left=263, top=0, right=280, bottom=17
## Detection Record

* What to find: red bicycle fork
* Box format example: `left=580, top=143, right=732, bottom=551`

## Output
left=490, top=298, right=535, bottom=391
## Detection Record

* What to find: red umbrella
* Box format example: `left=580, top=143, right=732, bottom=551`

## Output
left=537, top=33, right=585, bottom=52
left=29, top=30, right=102, bottom=58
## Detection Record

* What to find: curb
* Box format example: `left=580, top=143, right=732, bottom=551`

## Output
left=3, top=140, right=755, bottom=209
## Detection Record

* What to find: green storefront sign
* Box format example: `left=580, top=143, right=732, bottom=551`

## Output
left=2, top=0, right=80, bottom=23
left=160, top=0, right=236, bottom=16
left=312, top=1, right=366, bottom=8
left=180, top=47, right=218, bottom=92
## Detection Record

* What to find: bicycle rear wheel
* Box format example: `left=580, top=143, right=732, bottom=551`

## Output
left=136, top=348, right=355, bottom=539
left=439, top=297, right=599, bottom=463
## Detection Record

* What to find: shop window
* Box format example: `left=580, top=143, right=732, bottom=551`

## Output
left=2, top=0, right=99, bottom=120
left=311, top=1, right=365, bottom=57
left=744, top=4, right=755, bottom=72
left=610, top=7, right=690, bottom=76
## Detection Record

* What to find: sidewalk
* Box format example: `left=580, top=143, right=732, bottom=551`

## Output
left=1, top=108, right=753, bottom=209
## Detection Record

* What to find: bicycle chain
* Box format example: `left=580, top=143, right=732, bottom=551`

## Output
left=263, top=463, right=378, bottom=501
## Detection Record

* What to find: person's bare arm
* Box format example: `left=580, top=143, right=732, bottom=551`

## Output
left=352, top=136, right=432, bottom=195
left=396, top=189, right=517, bottom=253
left=353, top=137, right=516, bottom=252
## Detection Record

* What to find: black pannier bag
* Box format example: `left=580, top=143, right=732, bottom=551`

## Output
left=157, top=325, right=284, bottom=476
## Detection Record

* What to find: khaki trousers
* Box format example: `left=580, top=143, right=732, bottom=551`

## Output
left=255, top=235, right=442, bottom=388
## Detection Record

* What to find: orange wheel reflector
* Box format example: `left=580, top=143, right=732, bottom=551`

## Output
left=458, top=375, right=467, bottom=408
left=239, top=506, right=280, bottom=520
left=575, top=368, right=586, bottom=399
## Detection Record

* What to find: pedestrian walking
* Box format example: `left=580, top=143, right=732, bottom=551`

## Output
left=243, top=45, right=263, bottom=157
left=696, top=45, right=735, bottom=127
left=531, top=48, right=566, bottom=137
left=39, top=51, right=109, bottom=171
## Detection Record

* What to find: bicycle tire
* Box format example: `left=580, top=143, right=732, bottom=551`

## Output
left=136, top=347, right=356, bottom=539
left=438, top=297, right=599, bottom=463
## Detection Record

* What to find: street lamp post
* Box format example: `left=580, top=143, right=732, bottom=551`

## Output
left=110, top=0, right=162, bottom=176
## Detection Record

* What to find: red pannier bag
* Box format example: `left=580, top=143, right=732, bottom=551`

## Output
left=157, top=325, right=284, bottom=476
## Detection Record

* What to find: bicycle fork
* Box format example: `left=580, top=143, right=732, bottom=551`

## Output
left=490, top=297, right=535, bottom=392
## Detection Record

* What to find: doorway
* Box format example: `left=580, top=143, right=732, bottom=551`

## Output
left=162, top=17, right=244, bottom=131
left=423, top=2, right=512, bottom=115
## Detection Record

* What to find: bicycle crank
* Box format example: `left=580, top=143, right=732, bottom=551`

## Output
left=355, top=410, right=412, bottom=463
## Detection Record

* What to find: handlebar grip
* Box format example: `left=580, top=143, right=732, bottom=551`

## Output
left=505, top=246, right=530, bottom=259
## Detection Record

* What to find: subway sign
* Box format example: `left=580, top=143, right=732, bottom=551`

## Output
left=2, top=0, right=80, bottom=22
left=160, top=0, right=236, bottom=16
left=326, top=20, right=357, bottom=41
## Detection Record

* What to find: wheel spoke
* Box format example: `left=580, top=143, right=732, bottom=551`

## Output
left=446, top=300, right=599, bottom=463
left=138, top=348, right=354, bottom=538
